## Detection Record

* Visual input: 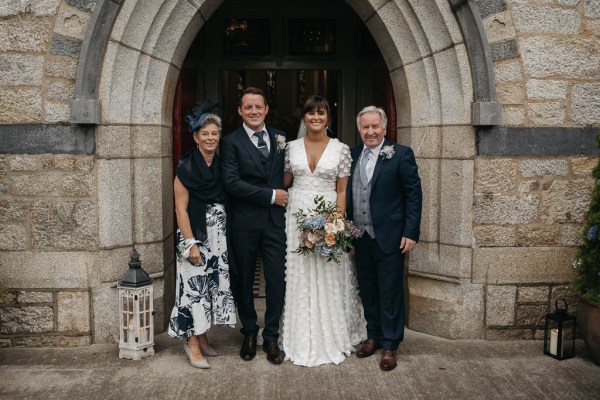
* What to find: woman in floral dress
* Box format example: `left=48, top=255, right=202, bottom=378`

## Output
left=168, top=103, right=236, bottom=368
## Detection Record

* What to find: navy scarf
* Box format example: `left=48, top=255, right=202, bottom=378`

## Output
left=176, top=147, right=225, bottom=242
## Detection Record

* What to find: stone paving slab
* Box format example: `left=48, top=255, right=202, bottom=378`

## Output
left=1, top=325, right=599, bottom=400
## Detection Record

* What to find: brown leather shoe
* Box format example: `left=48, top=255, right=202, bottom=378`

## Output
left=240, top=336, right=257, bottom=361
left=380, top=349, right=397, bottom=371
left=356, top=339, right=379, bottom=358
left=263, top=341, right=285, bottom=364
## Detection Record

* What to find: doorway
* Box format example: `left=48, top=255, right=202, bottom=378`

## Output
left=172, top=0, right=395, bottom=165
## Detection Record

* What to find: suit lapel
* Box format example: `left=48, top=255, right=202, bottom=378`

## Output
left=371, top=140, right=392, bottom=186
left=349, top=146, right=363, bottom=201
left=348, top=146, right=360, bottom=210
left=350, top=146, right=361, bottom=176
left=267, top=128, right=278, bottom=176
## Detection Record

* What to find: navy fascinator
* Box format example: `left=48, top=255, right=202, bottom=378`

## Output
left=184, top=99, right=220, bottom=133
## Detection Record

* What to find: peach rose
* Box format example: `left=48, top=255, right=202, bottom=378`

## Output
left=304, top=239, right=314, bottom=249
left=324, top=233, right=336, bottom=246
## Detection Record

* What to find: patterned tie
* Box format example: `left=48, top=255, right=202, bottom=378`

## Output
left=253, top=131, right=269, bottom=158
left=359, top=148, right=371, bottom=186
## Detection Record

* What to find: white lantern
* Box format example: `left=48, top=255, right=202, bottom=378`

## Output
left=118, top=249, right=155, bottom=360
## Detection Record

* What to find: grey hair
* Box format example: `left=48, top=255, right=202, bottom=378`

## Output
left=356, top=106, right=387, bottom=130
left=196, top=113, right=222, bottom=132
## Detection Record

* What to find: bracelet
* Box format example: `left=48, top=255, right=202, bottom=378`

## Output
left=183, top=237, right=198, bottom=247
left=181, top=237, right=200, bottom=259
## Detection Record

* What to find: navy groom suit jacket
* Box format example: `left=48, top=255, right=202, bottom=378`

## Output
left=347, top=139, right=422, bottom=254
left=220, top=126, right=287, bottom=230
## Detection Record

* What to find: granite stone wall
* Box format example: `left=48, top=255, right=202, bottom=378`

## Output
left=481, top=0, right=600, bottom=127
left=473, top=156, right=592, bottom=338
left=0, top=0, right=173, bottom=347
left=0, top=152, right=98, bottom=346
left=472, top=0, right=599, bottom=339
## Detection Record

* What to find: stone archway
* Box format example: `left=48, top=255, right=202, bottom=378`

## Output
left=76, top=0, right=500, bottom=341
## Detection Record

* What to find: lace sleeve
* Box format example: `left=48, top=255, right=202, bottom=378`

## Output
left=338, top=143, right=352, bottom=178
left=285, top=143, right=291, bottom=172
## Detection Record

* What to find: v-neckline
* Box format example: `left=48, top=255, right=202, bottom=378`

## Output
left=303, top=137, right=332, bottom=174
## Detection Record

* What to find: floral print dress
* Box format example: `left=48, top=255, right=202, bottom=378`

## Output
left=168, top=204, right=236, bottom=339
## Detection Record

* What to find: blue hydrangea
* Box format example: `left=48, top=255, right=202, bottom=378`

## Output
left=305, top=215, right=325, bottom=229
left=587, top=225, right=599, bottom=241
left=315, top=244, right=333, bottom=257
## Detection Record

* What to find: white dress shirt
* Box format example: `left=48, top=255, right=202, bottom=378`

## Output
left=243, top=123, right=271, bottom=152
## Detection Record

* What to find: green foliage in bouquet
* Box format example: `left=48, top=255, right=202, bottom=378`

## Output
left=572, top=137, right=600, bottom=304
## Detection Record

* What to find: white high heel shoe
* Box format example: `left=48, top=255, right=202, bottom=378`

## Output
left=183, top=343, right=210, bottom=369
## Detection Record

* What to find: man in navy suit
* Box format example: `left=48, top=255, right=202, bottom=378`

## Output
left=347, top=106, right=422, bottom=371
left=221, top=87, right=287, bottom=364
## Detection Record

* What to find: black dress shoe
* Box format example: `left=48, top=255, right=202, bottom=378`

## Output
left=263, top=341, right=285, bottom=364
left=240, top=336, right=257, bottom=361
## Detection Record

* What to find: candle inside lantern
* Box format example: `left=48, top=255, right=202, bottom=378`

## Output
left=128, top=317, right=135, bottom=344
left=550, top=328, right=559, bottom=356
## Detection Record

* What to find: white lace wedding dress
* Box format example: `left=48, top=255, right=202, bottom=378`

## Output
left=282, top=138, right=366, bottom=367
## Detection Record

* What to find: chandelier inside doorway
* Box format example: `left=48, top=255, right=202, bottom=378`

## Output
left=224, top=18, right=270, bottom=55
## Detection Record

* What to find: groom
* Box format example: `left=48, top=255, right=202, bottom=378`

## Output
left=347, top=106, right=422, bottom=371
left=221, top=87, right=287, bottom=364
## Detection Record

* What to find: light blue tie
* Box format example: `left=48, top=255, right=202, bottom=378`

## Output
left=359, top=148, right=371, bottom=186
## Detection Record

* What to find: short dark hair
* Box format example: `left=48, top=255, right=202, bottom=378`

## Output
left=302, top=95, right=330, bottom=124
left=239, top=87, right=267, bottom=107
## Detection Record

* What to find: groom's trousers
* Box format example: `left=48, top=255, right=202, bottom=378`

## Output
left=354, top=233, right=405, bottom=350
left=229, top=218, right=286, bottom=343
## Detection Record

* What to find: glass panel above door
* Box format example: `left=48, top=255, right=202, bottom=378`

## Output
left=289, top=19, right=336, bottom=55
left=224, top=18, right=270, bottom=55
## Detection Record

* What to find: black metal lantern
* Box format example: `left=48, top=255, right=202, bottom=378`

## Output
left=118, top=249, right=154, bottom=360
left=543, top=299, right=576, bottom=360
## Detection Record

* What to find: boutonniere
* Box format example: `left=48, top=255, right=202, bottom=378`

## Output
left=275, top=134, right=287, bottom=153
left=380, top=145, right=395, bottom=160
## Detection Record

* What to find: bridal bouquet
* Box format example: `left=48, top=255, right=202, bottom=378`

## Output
left=293, top=195, right=360, bottom=263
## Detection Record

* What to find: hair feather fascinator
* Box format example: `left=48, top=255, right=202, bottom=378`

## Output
left=184, top=99, right=220, bottom=133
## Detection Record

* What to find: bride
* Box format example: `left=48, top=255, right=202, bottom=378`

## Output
left=282, top=95, right=366, bottom=366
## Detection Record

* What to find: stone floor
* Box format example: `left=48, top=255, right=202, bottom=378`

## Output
left=1, top=298, right=599, bottom=399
